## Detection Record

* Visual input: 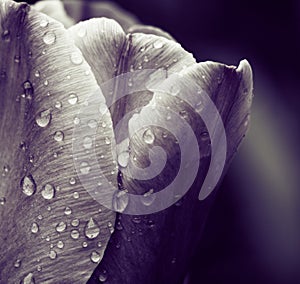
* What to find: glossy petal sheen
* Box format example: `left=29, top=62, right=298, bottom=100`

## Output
left=70, top=19, right=253, bottom=284
left=0, top=1, right=117, bottom=283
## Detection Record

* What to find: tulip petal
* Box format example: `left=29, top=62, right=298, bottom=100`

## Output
left=86, top=58, right=253, bottom=283
left=0, top=1, right=117, bottom=282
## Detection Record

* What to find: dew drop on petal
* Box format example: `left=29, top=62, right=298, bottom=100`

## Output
left=170, top=84, right=180, bottom=96
left=99, top=271, right=108, bottom=282
left=80, top=162, right=91, bottom=175
left=82, top=241, right=88, bottom=248
left=0, top=197, right=6, bottom=205
left=69, top=177, right=76, bottom=185
left=70, top=51, right=83, bottom=65
left=71, top=218, right=79, bottom=227
left=22, top=272, right=35, bottom=284
left=153, top=41, right=164, bottom=49
left=36, top=109, right=51, bottom=128
left=70, top=229, right=79, bottom=240
left=14, top=259, right=21, bottom=268
left=55, top=221, right=67, bottom=233
left=68, top=93, right=78, bottom=105
left=43, top=31, right=56, bottom=45
left=118, top=151, right=130, bottom=168
left=49, top=250, right=57, bottom=259
left=1, top=29, right=10, bottom=42
left=31, top=222, right=39, bottom=234
left=21, top=175, right=36, bottom=196
left=41, top=184, right=55, bottom=200
left=54, top=131, right=64, bottom=142
left=57, top=240, right=64, bottom=249
left=112, top=190, right=129, bottom=213
left=64, top=206, right=72, bottom=215
left=55, top=101, right=62, bottom=109
left=83, top=136, right=93, bottom=149
left=84, top=218, right=100, bottom=239
left=141, top=189, right=156, bottom=206
left=104, top=137, right=111, bottom=145
left=73, top=192, right=79, bottom=199
left=143, top=129, right=155, bottom=144
left=99, top=103, right=108, bottom=115
left=73, top=116, right=80, bottom=125
left=90, top=251, right=101, bottom=263
left=88, top=119, right=98, bottom=129
left=40, top=18, right=49, bottom=28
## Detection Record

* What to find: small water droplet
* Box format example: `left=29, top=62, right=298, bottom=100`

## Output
left=40, top=18, right=49, bottom=28
left=68, top=93, right=78, bottom=105
left=54, top=131, right=64, bottom=142
left=153, top=41, right=164, bottom=49
left=73, top=192, right=79, bottom=199
left=69, top=177, right=76, bottom=185
left=57, top=240, right=64, bottom=249
left=2, top=29, right=10, bottom=42
left=73, top=116, right=80, bottom=125
left=132, top=216, right=141, bottom=224
left=56, top=221, right=67, bottom=233
left=22, top=272, right=35, bottom=284
left=97, top=241, right=102, bottom=247
left=88, top=119, right=97, bottom=129
left=82, top=241, right=88, bottom=248
left=64, top=206, right=72, bottom=215
left=36, top=109, right=51, bottom=127
left=70, top=51, right=83, bottom=65
left=143, top=55, right=149, bottom=62
left=99, top=271, right=108, bottom=282
left=170, top=84, right=180, bottom=96
left=55, top=101, right=62, bottom=109
left=43, top=31, right=56, bottom=45
left=43, top=79, right=49, bottom=86
left=84, top=218, right=100, bottom=239
left=104, top=137, right=111, bottom=145
left=31, top=222, right=39, bottom=234
left=21, top=175, right=36, bottom=196
left=80, top=162, right=91, bottom=175
left=171, top=257, right=176, bottom=264
left=113, top=190, right=129, bottom=213
left=70, top=229, right=79, bottom=240
left=143, top=129, right=155, bottom=144
left=179, top=110, right=187, bottom=119
left=41, top=184, right=55, bottom=200
left=90, top=251, right=101, bottom=263
left=37, top=214, right=43, bottom=220
left=34, top=70, right=40, bottom=78
left=14, top=259, right=21, bottom=268
left=116, top=221, right=123, bottom=231
left=141, top=189, right=156, bottom=206
left=0, top=197, right=6, bottom=205
left=49, top=250, right=57, bottom=259
left=83, top=136, right=93, bottom=149
left=117, top=151, right=130, bottom=168
left=71, top=218, right=80, bottom=227
left=14, top=55, right=20, bottom=63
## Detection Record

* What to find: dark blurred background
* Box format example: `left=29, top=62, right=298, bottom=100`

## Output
left=19, top=0, right=300, bottom=283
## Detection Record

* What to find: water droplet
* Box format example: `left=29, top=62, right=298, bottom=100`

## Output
left=99, top=103, right=108, bottom=115
left=132, top=216, right=141, bottom=224
left=40, top=18, right=49, bottom=28
left=22, top=272, right=35, bottom=284
left=117, top=151, right=130, bottom=168
left=73, top=192, right=79, bottom=199
left=153, top=41, right=164, bottom=49
left=34, top=70, right=40, bottom=78
left=36, top=109, right=51, bottom=128
left=143, top=55, right=149, bottom=62
left=143, top=129, right=155, bottom=144
left=0, top=197, right=6, bottom=205
left=54, top=131, right=64, bottom=142
left=56, top=221, right=67, bottom=233
left=99, top=271, right=108, bottom=282
left=64, top=206, right=72, bottom=215
left=70, top=51, right=83, bottom=65
left=141, top=189, right=156, bottom=206
left=80, top=162, right=91, bottom=175
left=101, top=121, right=107, bottom=128
left=21, top=175, right=36, bottom=196
left=14, top=259, right=21, bottom=268
left=41, top=184, right=55, bottom=200
left=171, top=257, right=176, bottom=264
left=83, top=136, right=93, bottom=149
left=200, top=131, right=209, bottom=140
left=68, top=93, right=78, bottom=105
left=30, top=222, right=39, bottom=234
left=57, top=240, right=64, bottom=249
left=70, top=229, right=79, bottom=240
left=2, top=29, right=10, bottom=42
left=37, top=214, right=43, bottom=220
left=84, top=218, right=100, bottom=239
left=170, top=84, right=180, bottom=96
left=69, top=177, right=76, bottom=185
left=43, top=31, right=56, bottom=45
left=104, top=137, right=111, bottom=145
left=90, top=251, right=101, bottom=263
left=97, top=241, right=102, bottom=247
left=43, top=79, right=49, bottom=86
left=112, top=190, right=129, bottom=213
left=179, top=110, right=187, bottom=119
left=116, top=221, right=123, bottom=231
left=88, top=119, right=97, bottom=129
left=55, top=101, right=62, bottom=109
left=73, top=116, right=80, bottom=125
left=71, top=218, right=80, bottom=227
left=82, top=241, right=88, bottom=248
left=49, top=250, right=57, bottom=259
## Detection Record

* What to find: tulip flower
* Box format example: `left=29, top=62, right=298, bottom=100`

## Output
left=0, top=0, right=253, bottom=283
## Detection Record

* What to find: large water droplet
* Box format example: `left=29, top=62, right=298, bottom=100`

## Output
left=90, top=251, right=101, bottom=263
left=141, top=189, right=156, bottom=206
left=70, top=51, right=83, bottom=65
left=41, top=184, right=55, bottom=200
left=54, top=131, right=64, bottom=142
left=22, top=272, right=35, bottom=284
left=36, top=109, right=52, bottom=128
left=70, top=229, right=79, bottom=240
left=68, top=93, right=78, bottom=105
left=43, top=31, right=56, bottom=45
left=84, top=218, right=100, bottom=239
left=31, top=222, right=39, bottom=234
left=40, top=18, right=49, bottom=28
left=21, top=175, right=36, bottom=196
left=112, top=190, right=129, bottom=213
left=56, top=221, right=67, bottom=233
left=143, top=129, right=155, bottom=144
